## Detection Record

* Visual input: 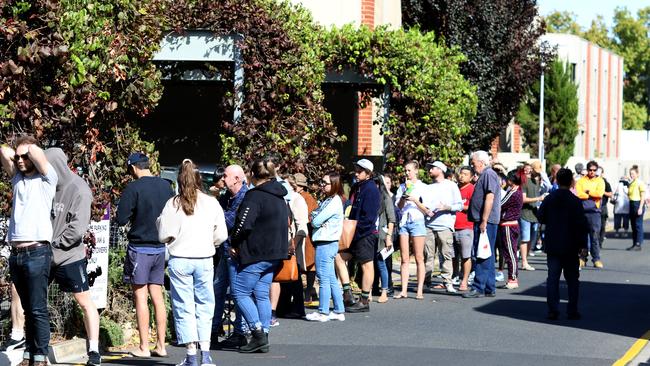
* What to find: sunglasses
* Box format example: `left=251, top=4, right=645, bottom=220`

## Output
left=13, top=153, right=29, bottom=162
left=319, top=180, right=331, bottom=186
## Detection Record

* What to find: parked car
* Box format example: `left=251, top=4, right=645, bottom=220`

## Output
left=160, top=163, right=217, bottom=194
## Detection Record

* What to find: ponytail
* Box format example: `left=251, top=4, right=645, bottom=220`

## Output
left=175, top=159, right=202, bottom=215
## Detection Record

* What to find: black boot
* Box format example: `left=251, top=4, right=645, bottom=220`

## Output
left=239, top=329, right=268, bottom=353
left=218, top=332, right=248, bottom=349
left=345, top=297, right=370, bottom=313
left=343, top=289, right=356, bottom=306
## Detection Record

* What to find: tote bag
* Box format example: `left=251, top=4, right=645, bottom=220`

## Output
left=273, top=255, right=299, bottom=282
left=338, top=219, right=357, bottom=252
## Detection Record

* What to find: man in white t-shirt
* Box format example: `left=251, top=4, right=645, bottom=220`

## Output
left=411, top=161, right=463, bottom=293
left=1, top=135, right=57, bottom=366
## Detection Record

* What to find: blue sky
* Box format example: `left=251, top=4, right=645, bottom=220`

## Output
left=538, top=0, right=647, bottom=30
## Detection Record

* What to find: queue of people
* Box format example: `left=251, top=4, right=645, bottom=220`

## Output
left=0, top=133, right=646, bottom=365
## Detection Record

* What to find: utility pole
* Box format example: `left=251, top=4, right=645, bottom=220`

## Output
left=538, top=62, right=545, bottom=165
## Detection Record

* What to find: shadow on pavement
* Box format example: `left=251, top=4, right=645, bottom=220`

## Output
left=473, top=280, right=650, bottom=339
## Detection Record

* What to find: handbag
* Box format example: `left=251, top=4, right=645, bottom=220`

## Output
left=273, top=255, right=299, bottom=283
left=477, top=231, right=492, bottom=259
left=338, top=219, right=357, bottom=252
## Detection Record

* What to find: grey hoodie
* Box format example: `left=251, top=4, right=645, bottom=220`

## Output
left=45, top=148, right=93, bottom=266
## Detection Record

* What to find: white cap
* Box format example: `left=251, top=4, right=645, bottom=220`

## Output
left=426, top=161, right=447, bottom=173
left=355, top=159, right=374, bottom=172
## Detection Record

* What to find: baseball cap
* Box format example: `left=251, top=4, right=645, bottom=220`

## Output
left=355, top=159, right=374, bottom=172
left=426, top=161, right=447, bottom=173
left=127, top=152, right=149, bottom=166
left=293, top=173, right=309, bottom=188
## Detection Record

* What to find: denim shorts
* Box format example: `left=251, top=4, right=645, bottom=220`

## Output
left=519, top=219, right=538, bottom=243
left=399, top=219, right=427, bottom=237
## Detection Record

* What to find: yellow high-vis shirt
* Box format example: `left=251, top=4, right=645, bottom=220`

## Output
left=575, top=176, right=606, bottom=208
left=628, top=179, right=645, bottom=201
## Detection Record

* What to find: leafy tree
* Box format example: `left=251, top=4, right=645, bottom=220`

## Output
left=623, top=102, right=648, bottom=130
left=545, top=11, right=583, bottom=34
left=321, top=25, right=477, bottom=170
left=517, top=59, right=579, bottom=166
left=401, top=0, right=554, bottom=152
left=612, top=7, right=650, bottom=109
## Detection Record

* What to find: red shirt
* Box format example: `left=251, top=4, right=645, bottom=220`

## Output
left=455, top=183, right=475, bottom=230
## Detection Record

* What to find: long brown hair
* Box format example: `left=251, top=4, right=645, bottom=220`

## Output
left=327, top=172, right=344, bottom=200
left=175, top=159, right=203, bottom=215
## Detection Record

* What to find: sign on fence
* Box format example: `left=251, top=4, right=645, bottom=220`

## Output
left=88, top=208, right=110, bottom=309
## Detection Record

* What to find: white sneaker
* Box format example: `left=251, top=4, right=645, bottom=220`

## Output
left=495, top=271, right=505, bottom=282
left=327, top=312, right=345, bottom=321
left=528, top=251, right=536, bottom=257
left=451, top=276, right=461, bottom=285
left=445, top=283, right=457, bottom=293
left=305, top=312, right=330, bottom=322
left=468, top=271, right=475, bottom=284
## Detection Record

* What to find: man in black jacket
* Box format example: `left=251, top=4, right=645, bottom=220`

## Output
left=537, top=168, right=589, bottom=320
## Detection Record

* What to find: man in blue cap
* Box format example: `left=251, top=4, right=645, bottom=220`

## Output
left=117, top=152, right=174, bottom=358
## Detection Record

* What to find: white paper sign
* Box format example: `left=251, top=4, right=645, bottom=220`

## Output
left=88, top=219, right=110, bottom=309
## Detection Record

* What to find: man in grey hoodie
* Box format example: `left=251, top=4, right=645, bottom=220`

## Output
left=45, top=148, right=101, bottom=366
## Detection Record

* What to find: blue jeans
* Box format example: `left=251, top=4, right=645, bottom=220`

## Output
left=546, top=255, right=579, bottom=315
left=213, top=251, right=247, bottom=334
left=233, top=260, right=279, bottom=333
left=629, top=201, right=645, bottom=246
left=314, top=242, right=345, bottom=314
left=10, top=245, right=52, bottom=361
left=168, top=257, right=215, bottom=345
left=375, top=252, right=389, bottom=290
left=472, top=223, right=497, bottom=294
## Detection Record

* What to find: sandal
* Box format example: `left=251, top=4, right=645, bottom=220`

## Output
left=415, top=295, right=424, bottom=300
left=431, top=284, right=445, bottom=290
left=458, top=286, right=469, bottom=291
left=393, top=293, right=409, bottom=299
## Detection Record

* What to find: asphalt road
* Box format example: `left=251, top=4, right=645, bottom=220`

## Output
left=102, top=224, right=650, bottom=366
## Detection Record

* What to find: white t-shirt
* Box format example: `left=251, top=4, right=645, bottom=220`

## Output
left=157, top=192, right=228, bottom=258
left=395, top=180, right=428, bottom=224
left=9, top=164, right=58, bottom=243
left=421, top=180, right=463, bottom=231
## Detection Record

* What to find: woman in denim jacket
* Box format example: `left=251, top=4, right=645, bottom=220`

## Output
left=305, top=172, right=346, bottom=322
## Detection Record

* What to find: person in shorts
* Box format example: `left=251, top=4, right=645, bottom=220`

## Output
left=395, top=161, right=428, bottom=299
left=45, top=148, right=101, bottom=366
left=340, top=159, right=381, bottom=313
left=453, top=166, right=475, bottom=291
left=117, top=152, right=174, bottom=357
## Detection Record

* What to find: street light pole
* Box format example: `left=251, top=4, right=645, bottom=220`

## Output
left=538, top=63, right=545, bottom=165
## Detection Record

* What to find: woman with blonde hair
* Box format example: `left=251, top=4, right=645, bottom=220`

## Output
left=157, top=159, right=228, bottom=366
left=395, top=161, right=428, bottom=299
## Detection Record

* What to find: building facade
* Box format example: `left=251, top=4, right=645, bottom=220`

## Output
left=291, top=0, right=402, bottom=162
left=541, top=33, right=624, bottom=160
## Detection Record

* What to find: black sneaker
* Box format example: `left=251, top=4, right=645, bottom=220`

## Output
left=626, top=244, right=642, bottom=251
left=0, top=337, right=25, bottom=352
left=86, top=351, right=101, bottom=366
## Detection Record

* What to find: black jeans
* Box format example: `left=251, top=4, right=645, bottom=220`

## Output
left=10, top=245, right=52, bottom=359
left=614, top=213, right=629, bottom=231
left=546, top=254, right=579, bottom=315
left=629, top=201, right=645, bottom=246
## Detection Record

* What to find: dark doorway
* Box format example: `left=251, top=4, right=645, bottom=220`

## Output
left=322, top=84, right=358, bottom=171
left=141, top=80, right=231, bottom=166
